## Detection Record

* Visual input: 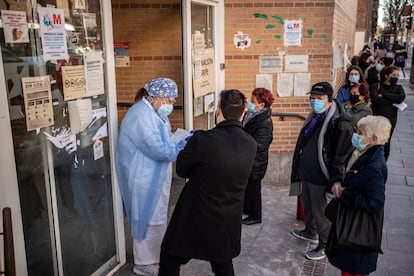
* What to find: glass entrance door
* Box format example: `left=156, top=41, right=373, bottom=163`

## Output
left=182, top=0, right=224, bottom=131
left=0, top=1, right=123, bottom=275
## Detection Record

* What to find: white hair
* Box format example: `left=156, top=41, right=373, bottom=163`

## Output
left=357, top=115, right=391, bottom=145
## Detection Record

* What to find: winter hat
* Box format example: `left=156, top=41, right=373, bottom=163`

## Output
left=145, top=77, right=178, bottom=98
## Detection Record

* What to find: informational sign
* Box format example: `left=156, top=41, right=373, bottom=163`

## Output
left=284, top=20, right=302, bottom=46
left=84, top=51, right=104, bottom=96
left=193, top=48, right=215, bottom=98
left=1, top=10, right=29, bottom=43
left=73, top=0, right=86, bottom=9
left=114, top=42, right=130, bottom=67
left=204, top=93, right=215, bottom=113
left=294, top=73, right=311, bottom=97
left=285, top=55, right=308, bottom=72
left=68, top=98, right=92, bottom=135
left=22, top=76, right=54, bottom=131
left=256, top=74, right=273, bottom=93
left=234, top=31, right=251, bottom=50
left=83, top=13, right=97, bottom=42
left=259, top=56, right=282, bottom=73
left=62, top=65, right=86, bottom=100
left=192, top=31, right=205, bottom=54
left=277, top=73, right=294, bottom=97
left=193, top=96, right=204, bottom=117
left=38, top=7, right=68, bottom=60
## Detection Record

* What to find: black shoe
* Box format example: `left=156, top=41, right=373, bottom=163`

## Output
left=242, top=217, right=262, bottom=225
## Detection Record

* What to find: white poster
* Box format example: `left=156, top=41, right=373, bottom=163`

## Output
left=1, top=10, right=30, bottom=43
left=62, top=65, right=86, bottom=100
left=38, top=7, right=68, bottom=60
left=68, top=98, right=92, bottom=135
left=285, top=55, right=308, bottom=72
left=82, top=13, right=97, bottom=41
left=259, top=56, right=282, bottom=73
left=277, top=74, right=294, bottom=97
left=284, top=20, right=302, bottom=46
left=256, top=74, right=273, bottom=93
left=294, top=73, right=311, bottom=97
left=193, top=48, right=215, bottom=98
left=84, top=51, right=104, bottom=96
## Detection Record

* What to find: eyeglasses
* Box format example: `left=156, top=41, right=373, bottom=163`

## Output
left=161, top=98, right=176, bottom=105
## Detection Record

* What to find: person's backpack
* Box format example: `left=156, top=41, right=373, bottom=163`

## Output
left=396, top=54, right=405, bottom=63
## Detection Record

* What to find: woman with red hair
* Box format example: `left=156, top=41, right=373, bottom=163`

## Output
left=242, top=88, right=274, bottom=225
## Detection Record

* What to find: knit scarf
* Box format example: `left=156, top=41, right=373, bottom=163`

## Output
left=304, top=111, right=328, bottom=138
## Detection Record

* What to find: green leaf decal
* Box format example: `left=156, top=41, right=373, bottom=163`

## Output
left=272, top=15, right=284, bottom=25
left=307, top=29, right=314, bottom=36
left=256, top=40, right=262, bottom=44
left=253, top=13, right=268, bottom=19
left=274, top=34, right=281, bottom=39
left=265, top=24, right=275, bottom=29
left=322, top=35, right=327, bottom=40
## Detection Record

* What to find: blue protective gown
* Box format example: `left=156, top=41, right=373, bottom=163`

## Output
left=116, top=99, right=182, bottom=240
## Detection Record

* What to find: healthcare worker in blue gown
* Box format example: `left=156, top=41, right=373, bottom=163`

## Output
left=116, top=77, right=187, bottom=276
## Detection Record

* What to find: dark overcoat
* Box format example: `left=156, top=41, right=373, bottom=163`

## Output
left=161, top=120, right=256, bottom=262
left=326, top=145, right=387, bottom=275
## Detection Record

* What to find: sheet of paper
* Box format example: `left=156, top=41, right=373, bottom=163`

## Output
left=204, top=93, right=215, bottom=113
left=84, top=51, right=105, bottom=96
left=62, top=65, right=86, bottom=100
left=68, top=98, right=92, bottom=135
left=277, top=74, right=294, bottom=97
left=294, top=73, right=311, bottom=97
left=256, top=74, right=273, bottom=93
left=93, top=139, right=104, bottom=160
left=284, top=20, right=302, bottom=46
left=393, top=102, right=408, bottom=111
left=285, top=55, right=308, bottom=72
left=170, top=128, right=190, bottom=143
left=22, top=76, right=54, bottom=131
left=38, top=7, right=68, bottom=60
left=1, top=10, right=30, bottom=43
left=259, top=56, right=282, bottom=73
left=91, top=107, right=108, bottom=141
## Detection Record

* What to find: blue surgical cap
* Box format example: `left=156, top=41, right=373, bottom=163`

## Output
left=146, top=77, right=178, bottom=98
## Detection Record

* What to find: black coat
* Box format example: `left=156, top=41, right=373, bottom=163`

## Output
left=371, top=83, right=405, bottom=126
left=326, top=145, right=387, bottom=275
left=243, top=108, right=273, bottom=181
left=161, top=120, right=256, bottom=262
left=290, top=101, right=354, bottom=191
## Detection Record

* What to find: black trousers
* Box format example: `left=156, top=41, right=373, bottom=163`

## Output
left=159, top=251, right=235, bottom=276
left=243, top=178, right=262, bottom=219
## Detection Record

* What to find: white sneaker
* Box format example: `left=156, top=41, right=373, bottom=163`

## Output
left=133, top=264, right=159, bottom=276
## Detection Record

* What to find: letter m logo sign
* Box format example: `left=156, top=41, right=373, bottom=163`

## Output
left=293, top=23, right=300, bottom=29
left=53, top=14, right=62, bottom=25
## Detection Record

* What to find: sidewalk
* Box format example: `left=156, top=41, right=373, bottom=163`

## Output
left=115, top=75, right=414, bottom=276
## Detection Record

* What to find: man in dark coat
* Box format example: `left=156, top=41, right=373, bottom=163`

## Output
left=290, top=82, right=354, bottom=261
left=159, top=89, right=257, bottom=276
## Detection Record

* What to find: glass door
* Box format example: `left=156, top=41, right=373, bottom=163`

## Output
left=0, top=1, right=124, bottom=275
left=182, top=0, right=224, bottom=130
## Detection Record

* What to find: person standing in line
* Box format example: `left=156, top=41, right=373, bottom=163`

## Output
left=159, top=89, right=257, bottom=276
left=326, top=115, right=391, bottom=276
left=242, top=88, right=274, bottom=225
left=116, top=78, right=188, bottom=276
left=290, top=82, right=354, bottom=261
left=336, top=66, right=366, bottom=104
left=393, top=41, right=408, bottom=78
left=370, top=65, right=406, bottom=161
left=345, top=83, right=372, bottom=130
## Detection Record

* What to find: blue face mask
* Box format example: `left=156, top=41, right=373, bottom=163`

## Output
left=351, top=133, right=367, bottom=151
left=310, top=99, right=326, bottom=114
left=348, top=75, right=360, bottom=83
left=376, top=63, right=384, bottom=72
left=157, top=104, right=173, bottom=117
left=247, top=102, right=256, bottom=113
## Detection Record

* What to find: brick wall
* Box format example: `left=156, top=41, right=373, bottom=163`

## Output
left=111, top=0, right=358, bottom=153
left=111, top=0, right=183, bottom=129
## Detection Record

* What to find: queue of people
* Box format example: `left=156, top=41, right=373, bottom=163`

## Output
left=116, top=51, right=404, bottom=274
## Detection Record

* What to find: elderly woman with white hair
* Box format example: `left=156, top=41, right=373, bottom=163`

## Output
left=326, top=115, right=391, bottom=276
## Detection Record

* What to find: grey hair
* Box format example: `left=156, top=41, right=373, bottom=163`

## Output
left=357, top=115, right=391, bottom=145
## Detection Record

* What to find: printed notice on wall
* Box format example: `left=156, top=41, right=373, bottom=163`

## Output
left=83, top=13, right=97, bottom=42
left=114, top=42, right=130, bottom=67
left=68, top=98, right=92, bottom=135
left=1, top=10, right=30, bottom=43
left=193, top=48, right=215, bottom=98
left=38, top=7, right=68, bottom=60
left=84, top=51, right=104, bottom=96
left=192, top=31, right=205, bottom=54
left=193, top=96, right=204, bottom=117
left=284, top=20, right=302, bottom=46
left=22, top=76, right=54, bottom=131
left=294, top=73, right=311, bottom=97
left=62, top=65, right=86, bottom=100
left=259, top=56, right=282, bottom=73
left=277, top=74, right=294, bottom=97
left=256, top=74, right=273, bottom=94
left=74, top=0, right=86, bottom=9
left=285, top=55, right=308, bottom=72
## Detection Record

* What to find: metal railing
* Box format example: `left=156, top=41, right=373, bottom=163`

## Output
left=1, top=207, right=15, bottom=276
left=272, top=112, right=306, bottom=121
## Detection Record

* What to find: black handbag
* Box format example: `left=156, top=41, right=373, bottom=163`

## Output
left=324, top=197, right=339, bottom=222
left=335, top=201, right=384, bottom=254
